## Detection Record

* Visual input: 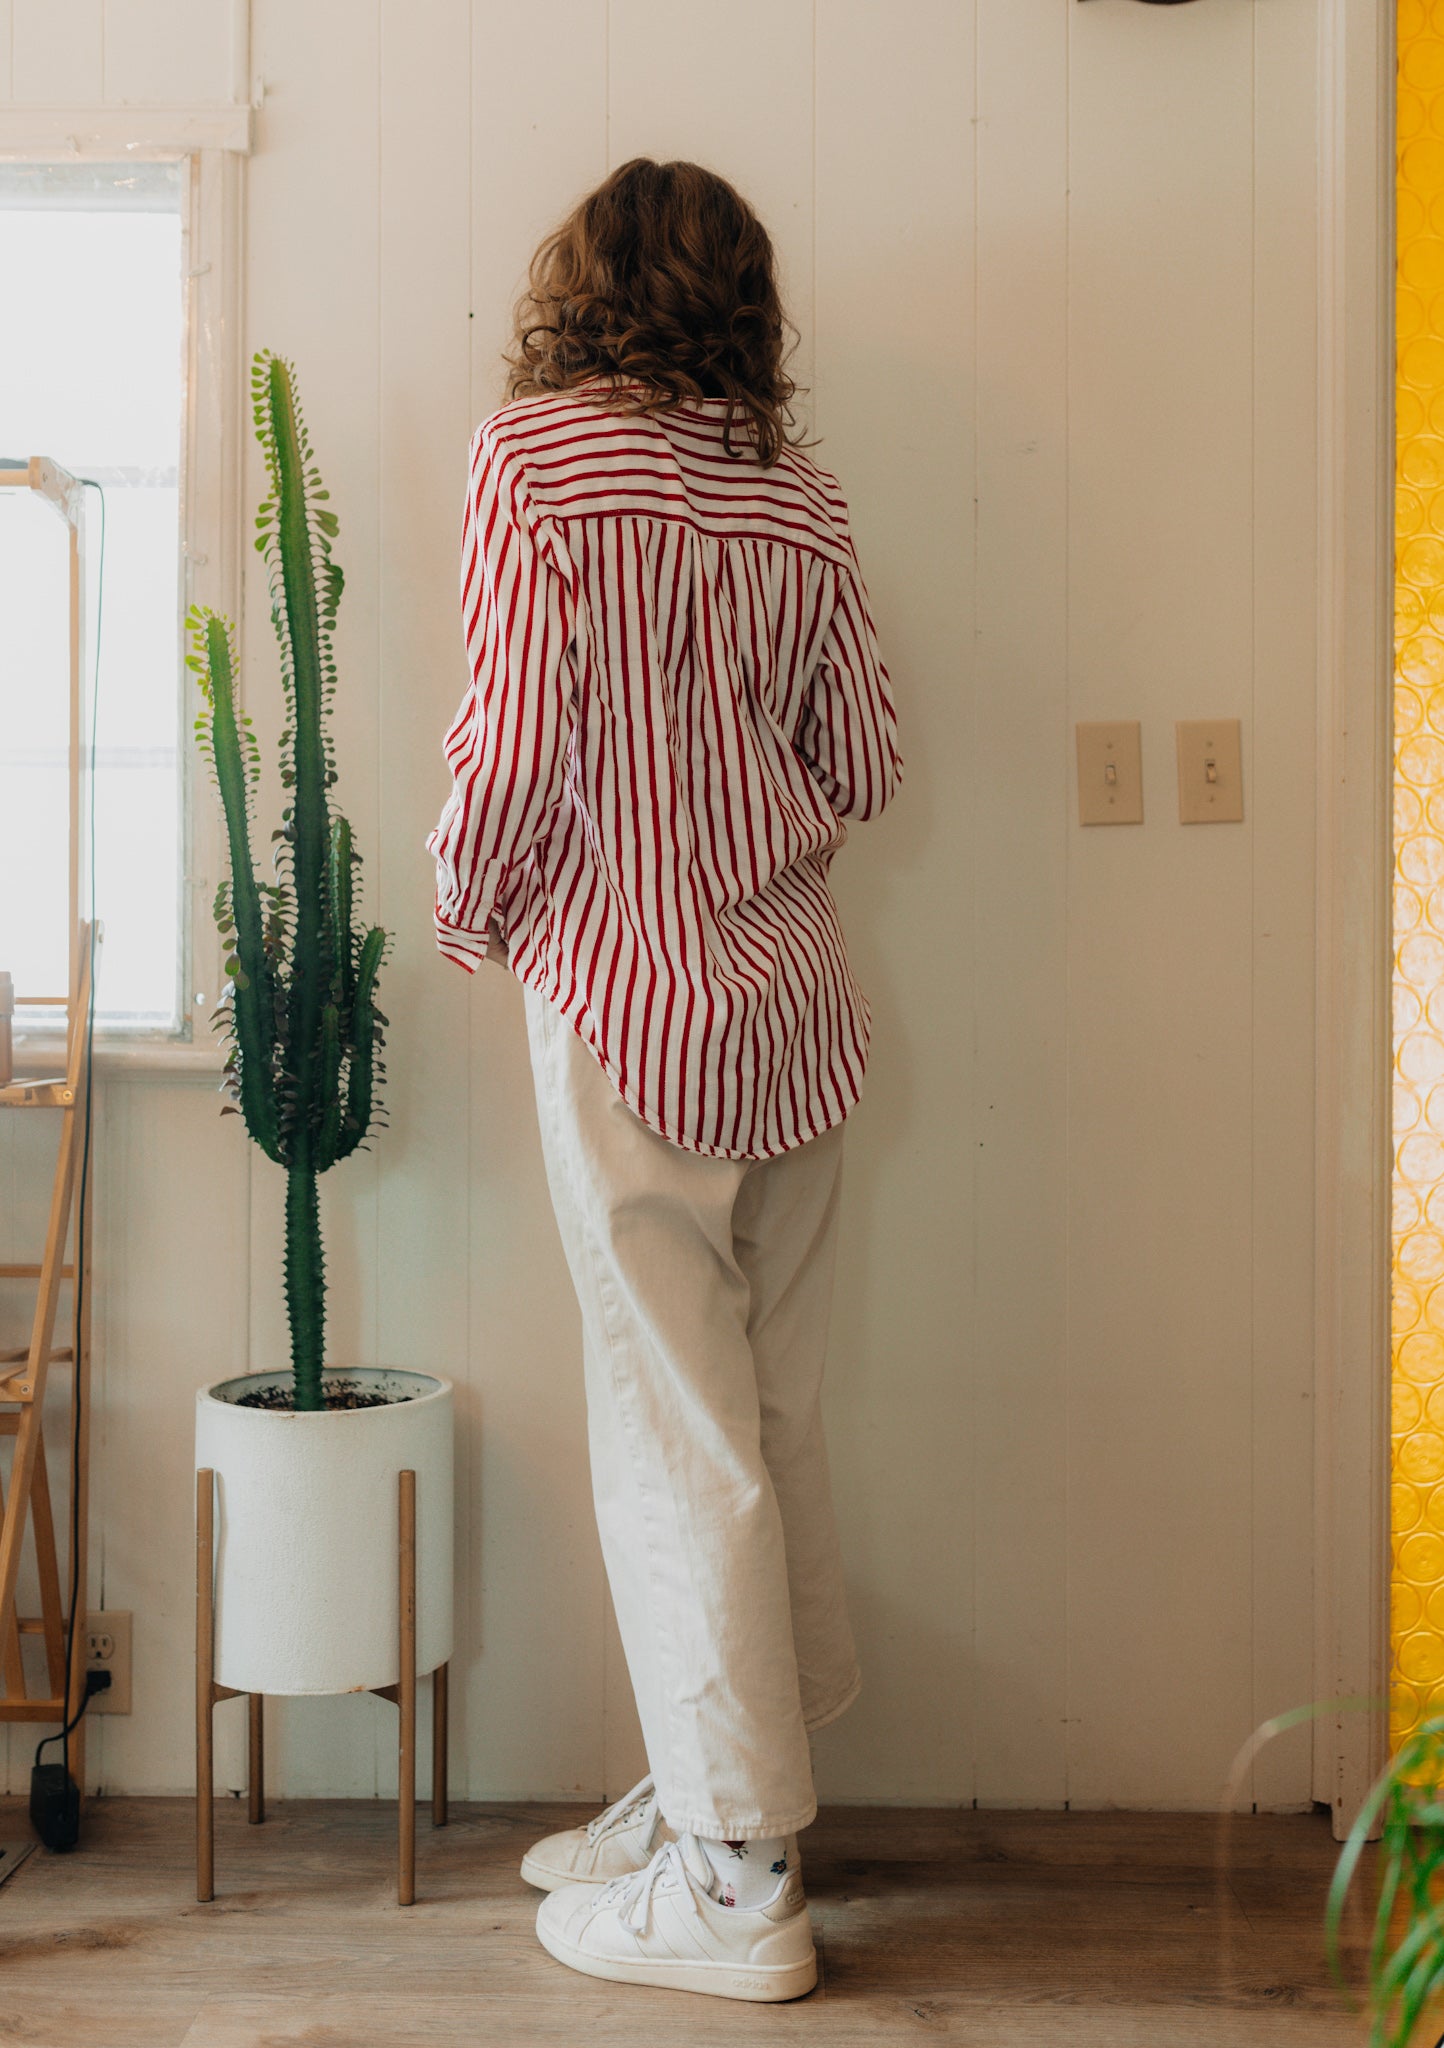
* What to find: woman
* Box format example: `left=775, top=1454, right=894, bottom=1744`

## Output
left=427, top=155, right=902, bottom=2003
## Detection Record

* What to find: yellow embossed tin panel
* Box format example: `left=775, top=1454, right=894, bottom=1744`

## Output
left=1393, top=0, right=1444, bottom=1749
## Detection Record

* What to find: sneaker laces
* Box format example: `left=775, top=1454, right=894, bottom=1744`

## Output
left=585, top=1771, right=658, bottom=1844
left=598, top=1833, right=715, bottom=1935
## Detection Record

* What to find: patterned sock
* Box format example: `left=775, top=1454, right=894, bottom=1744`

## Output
left=696, top=1833, right=791, bottom=1908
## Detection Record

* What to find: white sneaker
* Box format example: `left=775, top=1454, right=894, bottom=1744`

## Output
left=520, top=1773, right=672, bottom=1893
left=534, top=1831, right=818, bottom=2002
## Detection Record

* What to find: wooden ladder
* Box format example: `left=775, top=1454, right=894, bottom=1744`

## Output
left=0, top=929, right=95, bottom=1793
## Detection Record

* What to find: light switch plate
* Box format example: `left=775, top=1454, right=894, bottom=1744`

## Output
left=1176, top=719, right=1243, bottom=823
left=1076, top=721, right=1143, bottom=825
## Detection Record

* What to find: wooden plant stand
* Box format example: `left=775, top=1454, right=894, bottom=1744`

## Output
left=195, top=1465, right=449, bottom=1906
left=0, top=931, right=95, bottom=1789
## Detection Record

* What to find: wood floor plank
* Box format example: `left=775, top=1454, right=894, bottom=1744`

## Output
left=171, top=2001, right=1373, bottom=2047
left=0, top=1798, right=1382, bottom=2047
left=0, top=1995, right=203, bottom=2048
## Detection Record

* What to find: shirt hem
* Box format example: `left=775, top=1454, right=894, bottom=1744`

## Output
left=515, top=959, right=860, bottom=1162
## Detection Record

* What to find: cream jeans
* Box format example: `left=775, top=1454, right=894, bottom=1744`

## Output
left=521, top=979, right=862, bottom=1840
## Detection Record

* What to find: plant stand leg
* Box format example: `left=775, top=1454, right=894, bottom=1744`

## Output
left=398, top=1468, right=416, bottom=1907
left=248, top=1694, right=264, bottom=1824
left=196, top=1465, right=243, bottom=1902
left=196, top=1467, right=215, bottom=1903
left=432, top=1661, right=448, bottom=1827
left=371, top=1472, right=427, bottom=1899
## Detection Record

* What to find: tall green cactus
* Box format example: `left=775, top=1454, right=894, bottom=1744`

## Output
left=188, top=350, right=388, bottom=1411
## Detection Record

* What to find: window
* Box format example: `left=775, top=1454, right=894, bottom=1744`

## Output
left=0, top=160, right=186, bottom=1033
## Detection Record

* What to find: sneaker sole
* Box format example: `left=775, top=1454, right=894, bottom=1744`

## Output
left=520, top=1851, right=610, bottom=1894
left=535, top=1912, right=818, bottom=2002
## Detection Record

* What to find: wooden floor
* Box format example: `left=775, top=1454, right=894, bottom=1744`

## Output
left=0, top=1797, right=1383, bottom=2046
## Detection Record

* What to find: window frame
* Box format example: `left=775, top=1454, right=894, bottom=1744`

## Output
left=2, top=119, right=249, bottom=1073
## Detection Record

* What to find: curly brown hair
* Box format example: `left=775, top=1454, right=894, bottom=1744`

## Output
left=504, top=157, right=806, bottom=467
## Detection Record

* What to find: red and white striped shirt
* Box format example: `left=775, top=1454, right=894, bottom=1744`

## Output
left=427, top=376, right=903, bottom=1159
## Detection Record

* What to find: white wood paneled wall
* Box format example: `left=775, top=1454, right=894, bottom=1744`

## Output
left=0, top=0, right=1324, bottom=1811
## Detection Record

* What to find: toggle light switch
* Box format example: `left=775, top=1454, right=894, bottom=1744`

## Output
left=1175, top=719, right=1243, bottom=823
left=1076, top=721, right=1143, bottom=825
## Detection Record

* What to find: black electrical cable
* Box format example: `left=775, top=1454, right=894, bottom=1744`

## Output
left=33, top=475, right=104, bottom=1799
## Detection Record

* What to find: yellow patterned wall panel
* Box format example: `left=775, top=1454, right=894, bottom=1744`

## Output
left=1393, top=0, right=1444, bottom=1749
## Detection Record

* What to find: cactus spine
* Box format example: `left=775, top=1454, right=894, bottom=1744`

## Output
left=189, top=350, right=387, bottom=1411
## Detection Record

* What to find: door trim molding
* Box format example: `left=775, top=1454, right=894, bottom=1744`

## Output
left=1312, top=0, right=1393, bottom=1838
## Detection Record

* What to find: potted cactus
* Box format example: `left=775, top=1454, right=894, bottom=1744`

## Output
left=189, top=350, right=451, bottom=1697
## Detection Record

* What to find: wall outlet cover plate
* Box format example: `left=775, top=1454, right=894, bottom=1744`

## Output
left=85, top=1609, right=132, bottom=1715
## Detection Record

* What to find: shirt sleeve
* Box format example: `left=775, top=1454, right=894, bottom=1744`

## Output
left=794, top=518, right=903, bottom=824
left=425, top=422, right=578, bottom=972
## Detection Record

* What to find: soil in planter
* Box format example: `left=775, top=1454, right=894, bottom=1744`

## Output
left=235, top=1376, right=414, bottom=1413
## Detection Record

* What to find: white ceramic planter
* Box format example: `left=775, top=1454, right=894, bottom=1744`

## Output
left=195, top=1368, right=454, bottom=1696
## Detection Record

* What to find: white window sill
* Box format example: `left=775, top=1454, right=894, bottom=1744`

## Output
left=12, top=1036, right=225, bottom=1080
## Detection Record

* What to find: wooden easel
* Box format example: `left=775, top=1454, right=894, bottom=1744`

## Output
left=0, top=456, right=95, bottom=1797
left=195, top=1466, right=449, bottom=1906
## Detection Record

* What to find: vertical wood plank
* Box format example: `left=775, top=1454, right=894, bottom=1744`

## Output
left=607, top=0, right=815, bottom=407
left=244, top=0, right=385, bottom=1799
left=971, top=0, right=1070, bottom=1808
left=86, top=1079, right=250, bottom=1795
left=11, top=0, right=102, bottom=102
left=813, top=0, right=976, bottom=1804
left=229, top=0, right=248, bottom=105
left=468, top=0, right=609, bottom=413
left=1065, top=0, right=1257, bottom=1809
left=103, top=0, right=233, bottom=103
left=1249, top=0, right=1322, bottom=1814
left=463, top=0, right=612, bottom=1803
left=375, top=0, right=471, bottom=1802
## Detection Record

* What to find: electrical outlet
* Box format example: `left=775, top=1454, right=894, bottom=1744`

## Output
left=84, top=1610, right=131, bottom=1715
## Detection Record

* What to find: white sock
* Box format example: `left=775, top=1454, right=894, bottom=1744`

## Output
left=696, top=1833, right=791, bottom=1909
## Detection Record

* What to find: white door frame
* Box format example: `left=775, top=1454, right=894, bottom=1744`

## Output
left=1313, top=0, right=1394, bottom=1840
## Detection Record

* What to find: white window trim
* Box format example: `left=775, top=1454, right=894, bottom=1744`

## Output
left=0, top=107, right=252, bottom=155
left=3, top=114, right=251, bottom=1077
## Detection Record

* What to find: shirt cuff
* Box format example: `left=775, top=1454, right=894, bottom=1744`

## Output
left=430, top=851, right=510, bottom=974
left=434, top=911, right=490, bottom=974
